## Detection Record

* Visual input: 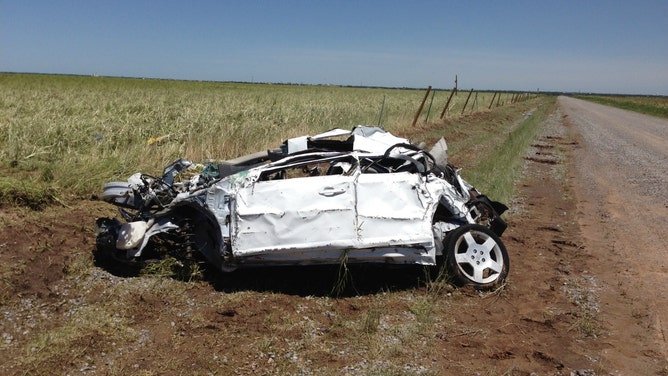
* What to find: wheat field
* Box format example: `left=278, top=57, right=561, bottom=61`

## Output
left=0, top=73, right=524, bottom=196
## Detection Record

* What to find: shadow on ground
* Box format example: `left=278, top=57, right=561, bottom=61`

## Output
left=93, top=246, right=440, bottom=297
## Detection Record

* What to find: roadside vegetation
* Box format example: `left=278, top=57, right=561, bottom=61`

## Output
left=574, top=94, right=668, bottom=119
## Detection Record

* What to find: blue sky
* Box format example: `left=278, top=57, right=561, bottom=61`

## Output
left=1, top=1, right=667, bottom=95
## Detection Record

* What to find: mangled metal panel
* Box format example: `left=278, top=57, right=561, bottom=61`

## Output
left=232, top=165, right=439, bottom=264
left=429, top=137, right=448, bottom=166
left=350, top=126, right=409, bottom=153
left=285, top=126, right=409, bottom=155
left=232, top=174, right=357, bottom=255
left=355, top=172, right=435, bottom=249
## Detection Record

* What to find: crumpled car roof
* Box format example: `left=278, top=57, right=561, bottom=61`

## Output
left=285, top=125, right=410, bottom=155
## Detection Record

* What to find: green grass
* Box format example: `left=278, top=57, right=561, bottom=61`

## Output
left=0, top=175, right=56, bottom=210
left=575, top=94, right=668, bottom=119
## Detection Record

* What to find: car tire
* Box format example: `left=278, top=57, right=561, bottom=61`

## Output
left=444, top=224, right=509, bottom=289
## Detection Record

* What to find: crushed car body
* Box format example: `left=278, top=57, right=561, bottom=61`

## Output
left=96, top=126, right=510, bottom=288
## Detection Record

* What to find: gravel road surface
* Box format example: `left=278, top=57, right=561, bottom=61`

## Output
left=560, top=96, right=668, bottom=372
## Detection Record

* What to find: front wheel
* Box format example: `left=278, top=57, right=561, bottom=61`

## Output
left=444, top=224, right=509, bottom=289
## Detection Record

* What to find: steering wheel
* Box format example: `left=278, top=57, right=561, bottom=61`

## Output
left=383, top=143, right=436, bottom=175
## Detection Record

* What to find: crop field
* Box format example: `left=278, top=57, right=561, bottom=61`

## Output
left=1, top=73, right=530, bottom=202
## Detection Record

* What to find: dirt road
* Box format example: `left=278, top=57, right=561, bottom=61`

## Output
left=560, top=96, right=668, bottom=372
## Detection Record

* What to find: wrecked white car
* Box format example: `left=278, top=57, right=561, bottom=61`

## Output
left=96, top=126, right=509, bottom=288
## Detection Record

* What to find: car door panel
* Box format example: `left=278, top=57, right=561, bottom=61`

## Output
left=355, top=172, right=434, bottom=247
left=232, top=175, right=356, bottom=256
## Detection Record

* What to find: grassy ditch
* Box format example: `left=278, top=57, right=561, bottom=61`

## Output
left=462, top=101, right=556, bottom=203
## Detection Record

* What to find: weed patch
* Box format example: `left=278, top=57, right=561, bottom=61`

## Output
left=0, top=175, right=56, bottom=210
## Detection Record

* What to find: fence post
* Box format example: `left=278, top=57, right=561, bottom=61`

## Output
left=488, top=92, right=497, bottom=109
left=377, top=95, right=386, bottom=126
left=411, top=86, right=431, bottom=128
left=439, top=87, right=457, bottom=119
left=461, top=88, right=474, bottom=114
left=424, top=89, right=436, bottom=124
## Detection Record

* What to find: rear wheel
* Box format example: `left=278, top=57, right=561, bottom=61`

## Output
left=444, top=224, right=509, bottom=289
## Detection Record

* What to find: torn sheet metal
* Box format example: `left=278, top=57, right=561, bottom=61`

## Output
left=233, top=174, right=357, bottom=255
left=285, top=126, right=409, bottom=155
